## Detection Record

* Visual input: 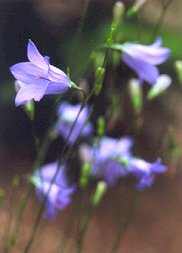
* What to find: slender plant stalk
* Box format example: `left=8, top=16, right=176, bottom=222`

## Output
left=57, top=199, right=80, bottom=253
left=24, top=1, right=172, bottom=252
left=15, top=1, right=117, bottom=251
left=58, top=0, right=95, bottom=244
left=22, top=91, right=89, bottom=253
left=151, top=0, right=173, bottom=40
left=3, top=188, right=17, bottom=253
left=23, top=57, right=102, bottom=252
left=74, top=6, right=125, bottom=252
left=10, top=0, right=90, bottom=251
left=109, top=2, right=172, bottom=252
left=76, top=0, right=91, bottom=37
left=76, top=204, right=93, bottom=253
left=110, top=191, right=138, bottom=253
left=58, top=232, right=67, bottom=253
left=4, top=104, right=38, bottom=252
left=5, top=96, right=63, bottom=253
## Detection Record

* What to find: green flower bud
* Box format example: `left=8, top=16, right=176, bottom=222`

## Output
left=91, top=181, right=107, bottom=206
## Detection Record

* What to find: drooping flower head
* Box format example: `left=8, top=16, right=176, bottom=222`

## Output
left=10, top=40, right=71, bottom=106
left=83, top=136, right=167, bottom=189
left=90, top=136, right=133, bottom=186
left=122, top=38, right=170, bottom=84
left=56, top=102, right=93, bottom=145
left=127, top=158, right=167, bottom=190
left=32, top=162, right=76, bottom=218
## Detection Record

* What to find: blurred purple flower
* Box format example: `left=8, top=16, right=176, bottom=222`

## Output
left=32, top=162, right=76, bottom=218
left=90, top=136, right=133, bottom=186
left=56, top=102, right=93, bottom=145
left=122, top=38, right=170, bottom=84
left=10, top=40, right=70, bottom=106
left=85, top=136, right=167, bottom=189
left=128, top=158, right=167, bottom=190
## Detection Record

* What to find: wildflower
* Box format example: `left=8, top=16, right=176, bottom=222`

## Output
left=84, top=136, right=167, bottom=190
left=122, top=38, right=170, bottom=84
left=90, top=136, right=133, bottom=186
left=32, top=162, right=76, bottom=218
left=56, top=102, right=93, bottom=145
left=128, top=158, right=167, bottom=190
left=10, top=40, right=70, bottom=106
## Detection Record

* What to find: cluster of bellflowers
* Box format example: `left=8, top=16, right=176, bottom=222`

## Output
left=10, top=13, right=171, bottom=217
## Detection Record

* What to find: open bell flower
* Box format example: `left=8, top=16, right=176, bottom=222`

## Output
left=56, top=102, right=93, bottom=145
left=128, top=158, right=167, bottom=190
left=32, top=162, right=76, bottom=218
left=122, top=38, right=171, bottom=84
left=10, top=40, right=71, bottom=106
left=90, top=136, right=133, bottom=186
left=82, top=136, right=167, bottom=189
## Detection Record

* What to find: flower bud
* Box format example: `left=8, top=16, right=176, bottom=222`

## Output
left=24, top=100, right=35, bottom=121
left=147, top=74, right=171, bottom=100
left=129, top=78, right=143, bottom=114
left=127, top=0, right=147, bottom=17
left=80, top=162, right=91, bottom=189
left=95, top=67, right=105, bottom=95
left=175, top=60, right=182, bottom=84
left=91, top=181, right=107, bottom=206
left=113, top=1, right=125, bottom=26
left=97, top=116, right=106, bottom=137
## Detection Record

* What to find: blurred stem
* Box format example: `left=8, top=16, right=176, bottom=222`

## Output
left=75, top=9, right=123, bottom=253
left=70, top=0, right=91, bottom=79
left=110, top=191, right=138, bottom=253
left=3, top=189, right=16, bottom=252
left=57, top=203, right=77, bottom=253
left=76, top=204, right=93, bottom=253
left=22, top=43, right=108, bottom=253
left=5, top=96, right=62, bottom=253
left=5, top=1, right=91, bottom=249
left=21, top=2, right=93, bottom=249
left=21, top=1, right=118, bottom=251
left=77, top=0, right=91, bottom=36
left=22, top=89, right=89, bottom=253
left=151, top=0, right=173, bottom=40
left=4, top=103, right=38, bottom=252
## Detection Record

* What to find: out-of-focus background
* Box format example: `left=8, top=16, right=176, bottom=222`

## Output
left=0, top=0, right=182, bottom=252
